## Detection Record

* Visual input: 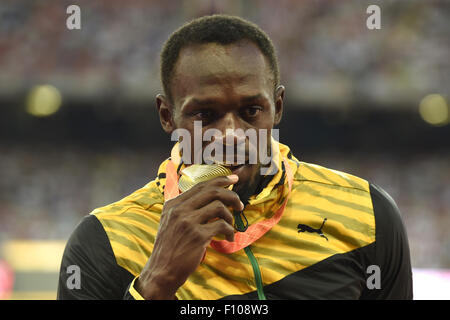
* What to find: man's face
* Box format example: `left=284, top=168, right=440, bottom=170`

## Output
left=157, top=40, right=284, bottom=198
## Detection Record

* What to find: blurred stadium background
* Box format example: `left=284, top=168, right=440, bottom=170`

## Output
left=0, top=0, right=449, bottom=299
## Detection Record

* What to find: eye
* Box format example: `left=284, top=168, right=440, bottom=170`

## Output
left=241, top=106, right=262, bottom=118
left=191, top=109, right=213, bottom=120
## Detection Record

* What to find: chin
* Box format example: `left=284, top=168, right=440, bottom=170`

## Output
left=231, top=164, right=261, bottom=197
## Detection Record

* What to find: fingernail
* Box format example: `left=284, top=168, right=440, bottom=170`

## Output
left=227, top=174, right=239, bottom=182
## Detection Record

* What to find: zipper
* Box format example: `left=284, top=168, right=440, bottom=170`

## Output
left=234, top=210, right=267, bottom=300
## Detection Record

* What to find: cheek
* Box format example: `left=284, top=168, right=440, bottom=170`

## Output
left=247, top=127, right=274, bottom=161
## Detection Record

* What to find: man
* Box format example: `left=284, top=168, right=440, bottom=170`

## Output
left=57, top=15, right=413, bottom=300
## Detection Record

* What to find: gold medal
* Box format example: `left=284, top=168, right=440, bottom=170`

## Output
left=178, top=164, right=233, bottom=192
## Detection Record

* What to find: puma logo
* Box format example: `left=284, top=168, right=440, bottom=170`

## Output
left=297, top=218, right=328, bottom=241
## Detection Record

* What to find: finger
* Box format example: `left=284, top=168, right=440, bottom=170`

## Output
left=202, top=219, right=235, bottom=243
left=195, top=200, right=233, bottom=226
left=169, top=174, right=239, bottom=208
left=189, top=174, right=239, bottom=191
left=188, top=187, right=244, bottom=212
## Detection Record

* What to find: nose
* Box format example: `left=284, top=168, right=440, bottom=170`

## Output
left=218, top=112, right=245, bottom=146
left=220, top=112, right=239, bottom=131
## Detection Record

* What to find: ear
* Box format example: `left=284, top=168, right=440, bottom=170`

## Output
left=156, top=94, right=176, bottom=134
left=273, top=85, right=285, bottom=126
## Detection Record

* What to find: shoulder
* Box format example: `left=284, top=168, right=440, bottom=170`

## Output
left=92, top=180, right=164, bottom=219
left=58, top=215, right=134, bottom=299
left=291, top=161, right=405, bottom=231
left=64, top=214, right=109, bottom=251
left=293, top=160, right=403, bottom=223
left=286, top=160, right=376, bottom=248
left=59, top=214, right=117, bottom=282
left=88, top=181, right=164, bottom=277
left=368, top=183, right=400, bottom=217
left=294, top=161, right=370, bottom=193
left=368, top=183, right=408, bottom=241
left=290, top=160, right=407, bottom=241
left=362, top=184, right=413, bottom=299
left=290, top=161, right=374, bottom=217
left=91, top=180, right=164, bottom=234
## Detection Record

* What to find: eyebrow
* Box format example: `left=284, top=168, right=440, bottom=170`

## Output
left=182, top=94, right=267, bottom=110
left=241, top=94, right=266, bottom=104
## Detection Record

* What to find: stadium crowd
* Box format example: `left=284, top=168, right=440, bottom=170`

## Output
left=0, top=0, right=447, bottom=106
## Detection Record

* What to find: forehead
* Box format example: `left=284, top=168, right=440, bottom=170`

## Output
left=171, top=40, right=274, bottom=105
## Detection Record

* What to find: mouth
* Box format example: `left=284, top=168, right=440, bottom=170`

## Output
left=221, top=163, right=246, bottom=174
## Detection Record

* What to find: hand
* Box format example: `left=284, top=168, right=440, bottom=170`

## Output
left=135, top=174, right=243, bottom=299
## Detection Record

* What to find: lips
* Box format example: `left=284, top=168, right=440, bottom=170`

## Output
left=211, top=157, right=249, bottom=166
left=222, top=163, right=246, bottom=174
left=201, top=155, right=249, bottom=175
